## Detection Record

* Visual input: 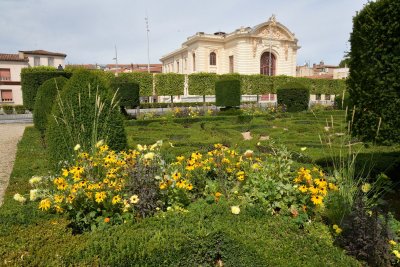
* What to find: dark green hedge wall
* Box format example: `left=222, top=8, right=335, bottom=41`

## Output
left=154, top=73, right=185, bottom=96
left=33, top=77, right=68, bottom=137
left=215, top=79, right=241, bottom=107
left=118, top=72, right=153, bottom=96
left=348, top=0, right=400, bottom=144
left=21, top=68, right=72, bottom=110
left=110, top=79, right=140, bottom=107
left=277, top=82, right=310, bottom=112
left=188, top=73, right=217, bottom=95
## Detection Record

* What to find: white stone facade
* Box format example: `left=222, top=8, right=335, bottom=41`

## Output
left=160, top=16, right=300, bottom=77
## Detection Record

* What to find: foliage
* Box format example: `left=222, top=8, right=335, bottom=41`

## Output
left=347, top=0, right=400, bottom=144
left=215, top=79, right=241, bottom=107
left=154, top=73, right=185, bottom=96
left=46, top=70, right=127, bottom=169
left=110, top=78, right=140, bottom=107
left=1, top=105, right=14, bottom=114
left=241, top=74, right=274, bottom=94
left=21, top=67, right=72, bottom=110
left=118, top=72, right=153, bottom=96
left=334, top=91, right=352, bottom=110
left=14, top=105, right=26, bottom=114
left=277, top=82, right=310, bottom=112
left=188, top=72, right=217, bottom=95
left=33, top=77, right=68, bottom=137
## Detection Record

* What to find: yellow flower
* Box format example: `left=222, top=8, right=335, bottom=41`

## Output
left=54, top=194, right=64, bottom=203
left=130, top=195, right=140, bottom=204
left=333, top=224, right=342, bottom=234
left=251, top=163, right=261, bottom=170
left=66, top=194, right=75, bottom=203
left=389, top=240, right=397, bottom=246
left=186, top=183, right=193, bottom=190
left=311, top=195, right=323, bottom=205
left=231, top=206, right=240, bottom=215
left=222, top=158, right=230, bottom=164
left=328, top=183, right=338, bottom=191
left=112, top=195, right=122, bottom=205
left=176, top=180, right=186, bottom=189
left=244, top=150, right=253, bottom=158
left=29, top=176, right=42, bottom=185
left=39, top=198, right=51, bottom=211
left=29, top=189, right=39, bottom=201
left=215, top=192, right=222, bottom=198
left=393, top=250, right=400, bottom=259
left=74, top=144, right=81, bottom=151
left=99, top=144, right=109, bottom=152
left=361, top=183, right=371, bottom=193
left=172, top=172, right=181, bottom=180
left=300, top=147, right=307, bottom=151
left=95, top=192, right=107, bottom=203
left=298, top=185, right=308, bottom=193
left=293, top=176, right=302, bottom=183
left=137, top=144, right=144, bottom=151
left=308, top=186, right=319, bottom=195
left=62, top=168, right=69, bottom=177
left=159, top=182, right=167, bottom=190
left=314, top=178, right=327, bottom=188
left=176, top=155, right=185, bottom=162
left=144, top=152, right=155, bottom=160
left=185, top=164, right=195, bottom=171
left=54, top=205, right=64, bottom=213
left=13, top=193, right=27, bottom=203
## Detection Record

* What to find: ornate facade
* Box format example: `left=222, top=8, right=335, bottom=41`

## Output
left=160, top=15, right=300, bottom=76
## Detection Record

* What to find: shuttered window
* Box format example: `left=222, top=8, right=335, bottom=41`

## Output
left=1, top=90, right=13, bottom=102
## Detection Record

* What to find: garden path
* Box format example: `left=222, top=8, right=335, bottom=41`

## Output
left=0, top=124, right=27, bottom=206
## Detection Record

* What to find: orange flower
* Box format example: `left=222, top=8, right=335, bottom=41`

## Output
left=104, top=217, right=110, bottom=223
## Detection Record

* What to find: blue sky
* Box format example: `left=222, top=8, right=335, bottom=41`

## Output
left=0, top=0, right=369, bottom=66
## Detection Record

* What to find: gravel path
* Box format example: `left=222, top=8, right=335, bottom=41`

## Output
left=0, top=124, right=28, bottom=206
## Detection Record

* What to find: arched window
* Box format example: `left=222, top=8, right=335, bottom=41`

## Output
left=209, top=52, right=216, bottom=65
left=260, top=52, right=276, bottom=76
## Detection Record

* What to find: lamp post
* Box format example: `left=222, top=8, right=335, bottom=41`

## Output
left=145, top=15, right=150, bottom=74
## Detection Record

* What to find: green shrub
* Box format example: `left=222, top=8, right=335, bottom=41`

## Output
left=33, top=77, right=68, bottom=137
left=154, top=73, right=185, bottom=96
left=215, top=79, right=241, bottom=107
left=348, top=0, right=400, bottom=144
left=334, top=91, right=352, bottom=110
left=241, top=74, right=274, bottom=94
left=14, top=105, right=26, bottom=114
left=21, top=67, right=72, bottom=110
left=110, top=79, right=140, bottom=107
left=277, top=82, right=310, bottom=112
left=118, top=72, right=153, bottom=96
left=188, top=72, right=217, bottom=95
left=2, top=105, right=14, bottom=114
left=46, top=70, right=127, bottom=169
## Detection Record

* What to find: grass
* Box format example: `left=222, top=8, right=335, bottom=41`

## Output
left=1, top=110, right=399, bottom=265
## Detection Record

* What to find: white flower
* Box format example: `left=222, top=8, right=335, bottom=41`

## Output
left=29, top=176, right=42, bottom=185
left=244, top=150, right=253, bottom=158
left=150, top=143, right=158, bottom=151
left=29, top=189, right=39, bottom=201
left=231, top=205, right=240, bottom=215
left=144, top=152, right=155, bottom=160
left=74, top=144, right=81, bottom=151
left=95, top=140, right=104, bottom=147
left=169, top=142, right=175, bottom=147
left=13, top=193, right=26, bottom=203
left=137, top=144, right=144, bottom=151
left=300, top=147, right=307, bottom=151
left=130, top=195, right=140, bottom=204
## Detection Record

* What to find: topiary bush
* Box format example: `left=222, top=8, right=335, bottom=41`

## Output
left=277, top=82, right=310, bottom=112
left=215, top=79, right=241, bottom=108
left=33, top=77, right=68, bottom=138
left=21, top=67, right=72, bottom=110
left=1, top=105, right=14, bottom=114
left=46, top=70, right=127, bottom=169
left=348, top=0, right=400, bottom=144
left=118, top=72, right=153, bottom=96
left=110, top=78, right=140, bottom=108
left=14, top=105, right=26, bottom=114
left=154, top=73, right=185, bottom=96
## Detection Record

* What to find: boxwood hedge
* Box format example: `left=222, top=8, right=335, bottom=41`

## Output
left=277, top=82, right=310, bottom=112
left=215, top=79, right=241, bottom=107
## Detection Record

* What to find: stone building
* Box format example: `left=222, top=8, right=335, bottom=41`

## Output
left=160, top=15, right=300, bottom=76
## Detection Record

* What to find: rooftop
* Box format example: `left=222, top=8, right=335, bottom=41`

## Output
left=19, top=50, right=67, bottom=57
left=0, top=53, right=29, bottom=62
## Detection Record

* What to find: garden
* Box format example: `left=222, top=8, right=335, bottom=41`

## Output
left=1, top=0, right=400, bottom=266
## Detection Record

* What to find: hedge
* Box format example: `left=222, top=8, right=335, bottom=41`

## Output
left=1, top=105, right=14, bottom=114
left=241, top=74, right=274, bottom=95
left=118, top=72, right=153, bottom=96
left=154, top=73, right=185, bottom=96
left=110, top=79, right=140, bottom=107
left=33, top=77, right=68, bottom=137
left=348, top=0, right=400, bottom=144
left=215, top=79, right=241, bottom=107
left=46, top=70, right=127, bottom=169
left=277, top=82, right=310, bottom=112
left=14, top=105, right=26, bottom=114
left=21, top=67, right=72, bottom=110
left=188, top=73, right=217, bottom=95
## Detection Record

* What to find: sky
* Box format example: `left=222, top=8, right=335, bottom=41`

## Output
left=0, top=0, right=370, bottom=66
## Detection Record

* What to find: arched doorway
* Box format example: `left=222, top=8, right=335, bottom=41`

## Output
left=260, top=52, right=276, bottom=76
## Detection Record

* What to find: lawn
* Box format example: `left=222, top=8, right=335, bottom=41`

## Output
left=1, top=110, right=398, bottom=266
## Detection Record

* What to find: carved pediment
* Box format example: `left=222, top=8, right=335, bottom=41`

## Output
left=257, top=25, right=291, bottom=40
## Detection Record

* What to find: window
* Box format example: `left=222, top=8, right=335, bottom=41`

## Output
left=260, top=52, right=276, bottom=76
left=209, top=52, right=216, bottom=65
left=34, top=57, right=40, bottom=66
left=316, top=94, right=321, bottom=100
left=229, top=56, right=234, bottom=73
left=184, top=58, right=187, bottom=70
left=48, top=57, right=54, bottom=67
left=192, top=53, right=196, bottom=71
left=0, top=69, right=11, bottom=81
left=325, top=94, right=331, bottom=101
left=176, top=61, right=180, bottom=73
left=1, top=90, right=13, bottom=102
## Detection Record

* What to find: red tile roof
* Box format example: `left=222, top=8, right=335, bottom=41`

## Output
left=0, top=53, right=29, bottom=62
left=19, top=50, right=67, bottom=57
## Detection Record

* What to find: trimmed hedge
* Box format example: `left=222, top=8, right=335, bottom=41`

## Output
left=348, top=0, right=400, bottom=144
left=21, top=67, right=72, bottom=110
left=14, top=105, right=26, bottom=114
left=118, top=72, right=153, bottom=96
left=110, top=79, right=140, bottom=107
left=241, top=74, right=274, bottom=95
left=215, top=79, right=241, bottom=107
left=154, top=73, right=185, bottom=96
left=1, top=105, right=14, bottom=114
left=277, top=82, right=310, bottom=112
left=188, top=72, right=217, bottom=95
left=33, top=77, right=68, bottom=136
left=46, top=70, right=127, bottom=169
